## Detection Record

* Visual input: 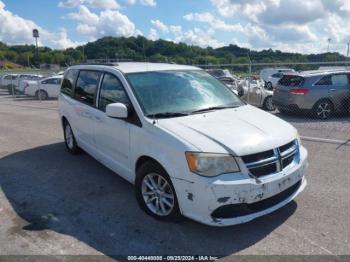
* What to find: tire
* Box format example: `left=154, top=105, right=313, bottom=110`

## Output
left=36, top=90, right=48, bottom=100
left=63, top=120, right=81, bottom=154
left=266, top=82, right=273, bottom=90
left=135, top=161, right=182, bottom=222
left=7, top=86, right=14, bottom=95
left=313, top=99, right=334, bottom=119
left=263, top=96, right=276, bottom=111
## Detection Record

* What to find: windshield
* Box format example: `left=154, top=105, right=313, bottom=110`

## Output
left=126, top=70, right=244, bottom=117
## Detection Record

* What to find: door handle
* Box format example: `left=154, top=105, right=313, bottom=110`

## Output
left=329, top=89, right=336, bottom=92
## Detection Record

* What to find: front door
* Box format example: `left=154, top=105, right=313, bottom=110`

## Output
left=329, top=74, right=350, bottom=110
left=93, top=72, right=132, bottom=179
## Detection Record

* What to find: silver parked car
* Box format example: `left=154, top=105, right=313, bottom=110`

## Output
left=273, top=71, right=350, bottom=119
left=237, top=79, right=275, bottom=111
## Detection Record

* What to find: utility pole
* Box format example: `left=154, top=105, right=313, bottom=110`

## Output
left=82, top=45, right=85, bottom=62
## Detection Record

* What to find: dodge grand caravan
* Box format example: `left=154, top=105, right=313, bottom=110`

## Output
left=58, top=63, right=308, bottom=226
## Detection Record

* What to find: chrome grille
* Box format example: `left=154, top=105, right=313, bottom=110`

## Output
left=242, top=140, right=299, bottom=178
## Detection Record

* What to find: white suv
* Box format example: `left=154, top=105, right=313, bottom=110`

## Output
left=58, top=63, right=308, bottom=227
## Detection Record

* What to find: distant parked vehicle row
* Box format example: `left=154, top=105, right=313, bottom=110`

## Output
left=207, top=69, right=275, bottom=111
left=24, top=76, right=63, bottom=100
left=273, top=70, right=350, bottom=119
left=0, top=74, right=43, bottom=94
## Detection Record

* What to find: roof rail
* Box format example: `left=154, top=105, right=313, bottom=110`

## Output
left=71, top=62, right=119, bottom=66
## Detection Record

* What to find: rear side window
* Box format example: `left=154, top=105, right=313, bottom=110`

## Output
left=61, top=69, right=78, bottom=97
left=75, top=70, right=102, bottom=106
left=278, top=75, right=304, bottom=87
left=98, top=74, right=129, bottom=112
left=272, top=73, right=282, bottom=78
left=42, top=78, right=62, bottom=85
left=331, top=74, right=348, bottom=86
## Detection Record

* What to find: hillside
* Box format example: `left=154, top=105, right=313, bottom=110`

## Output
left=0, top=36, right=347, bottom=69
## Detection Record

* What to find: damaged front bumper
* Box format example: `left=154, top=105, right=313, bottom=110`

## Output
left=172, top=146, right=308, bottom=227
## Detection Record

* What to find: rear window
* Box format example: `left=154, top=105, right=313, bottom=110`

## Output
left=61, top=69, right=78, bottom=97
left=278, top=75, right=304, bottom=87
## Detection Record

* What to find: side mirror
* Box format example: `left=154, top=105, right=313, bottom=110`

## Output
left=106, top=103, right=128, bottom=119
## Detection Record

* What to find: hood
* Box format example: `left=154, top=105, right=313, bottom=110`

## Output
left=158, top=105, right=297, bottom=156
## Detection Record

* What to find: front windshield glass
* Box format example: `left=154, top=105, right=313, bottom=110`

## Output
left=126, top=70, right=244, bottom=117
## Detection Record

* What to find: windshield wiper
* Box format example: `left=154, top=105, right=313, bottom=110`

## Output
left=190, top=105, right=239, bottom=114
left=147, top=112, right=190, bottom=119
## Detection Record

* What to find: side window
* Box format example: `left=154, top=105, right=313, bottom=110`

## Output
left=75, top=70, right=102, bottom=106
left=61, top=69, right=78, bottom=97
left=4, top=75, right=12, bottom=80
left=272, top=73, right=282, bottom=78
left=331, top=74, right=349, bottom=86
left=54, top=78, right=62, bottom=85
left=98, top=74, right=129, bottom=112
left=316, top=75, right=332, bottom=86
left=41, top=79, right=48, bottom=84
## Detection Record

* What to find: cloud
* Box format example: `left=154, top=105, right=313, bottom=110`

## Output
left=148, top=28, right=158, bottom=41
left=209, top=0, right=350, bottom=54
left=49, top=28, right=83, bottom=49
left=65, top=5, right=99, bottom=25
left=59, top=0, right=120, bottom=9
left=66, top=5, right=136, bottom=38
left=126, top=0, right=156, bottom=6
left=0, top=0, right=79, bottom=49
left=257, top=0, right=325, bottom=25
left=183, top=12, right=243, bottom=32
left=151, top=19, right=169, bottom=33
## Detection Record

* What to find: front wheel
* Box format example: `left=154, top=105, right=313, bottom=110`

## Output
left=36, top=90, right=48, bottom=100
left=135, top=161, right=181, bottom=222
left=263, top=96, right=276, bottom=111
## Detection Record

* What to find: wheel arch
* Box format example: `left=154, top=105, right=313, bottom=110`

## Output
left=135, top=155, right=167, bottom=179
left=313, top=97, right=334, bottom=110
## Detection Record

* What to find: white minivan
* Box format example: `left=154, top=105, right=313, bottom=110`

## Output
left=59, top=63, right=308, bottom=227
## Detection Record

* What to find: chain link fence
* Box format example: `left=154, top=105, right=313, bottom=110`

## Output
left=197, top=62, right=350, bottom=142
left=1, top=62, right=349, bottom=142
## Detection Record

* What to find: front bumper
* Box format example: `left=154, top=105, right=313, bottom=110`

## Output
left=172, top=146, right=308, bottom=227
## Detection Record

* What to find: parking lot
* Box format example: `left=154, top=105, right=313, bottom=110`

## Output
left=0, top=90, right=349, bottom=258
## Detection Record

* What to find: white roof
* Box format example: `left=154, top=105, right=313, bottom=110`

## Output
left=71, top=62, right=200, bottom=74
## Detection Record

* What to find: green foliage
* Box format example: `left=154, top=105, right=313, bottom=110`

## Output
left=0, top=37, right=348, bottom=69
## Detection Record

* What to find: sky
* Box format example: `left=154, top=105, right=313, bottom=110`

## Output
left=1, top=0, right=350, bottom=54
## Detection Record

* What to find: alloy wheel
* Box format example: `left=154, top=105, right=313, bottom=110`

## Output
left=316, top=102, right=331, bottom=119
left=141, top=173, right=175, bottom=216
left=265, top=97, right=275, bottom=111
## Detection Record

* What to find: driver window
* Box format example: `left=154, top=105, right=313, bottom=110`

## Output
left=98, top=74, right=130, bottom=112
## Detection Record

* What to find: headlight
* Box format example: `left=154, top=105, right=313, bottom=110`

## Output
left=185, top=152, right=240, bottom=177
